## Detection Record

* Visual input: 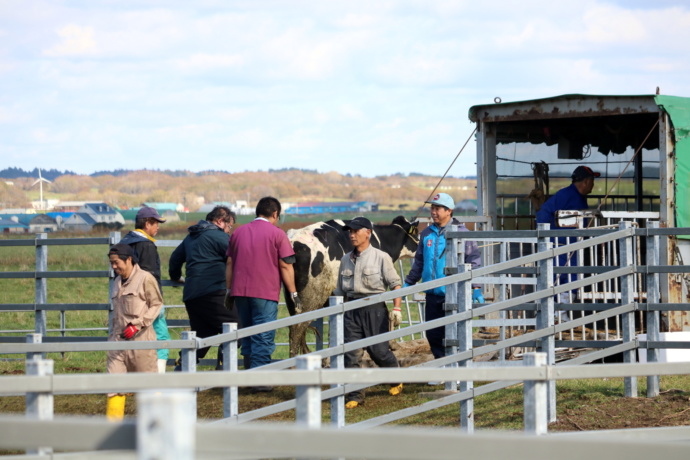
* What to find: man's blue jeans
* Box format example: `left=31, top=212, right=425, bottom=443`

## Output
left=234, top=296, right=278, bottom=368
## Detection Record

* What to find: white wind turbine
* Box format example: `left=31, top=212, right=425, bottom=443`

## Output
left=32, top=168, right=51, bottom=211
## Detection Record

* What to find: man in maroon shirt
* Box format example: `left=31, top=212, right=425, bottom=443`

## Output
left=226, top=197, right=300, bottom=391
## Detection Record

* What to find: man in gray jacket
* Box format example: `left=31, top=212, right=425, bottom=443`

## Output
left=334, top=216, right=404, bottom=408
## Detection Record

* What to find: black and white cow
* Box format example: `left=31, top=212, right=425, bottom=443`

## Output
left=285, top=216, right=419, bottom=357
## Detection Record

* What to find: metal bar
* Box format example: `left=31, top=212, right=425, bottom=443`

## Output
left=0, top=270, right=111, bottom=279
left=328, top=296, right=345, bottom=428
left=3, top=361, right=690, bottom=397
left=34, top=233, right=47, bottom=338
left=0, top=237, right=111, bottom=247
left=619, top=222, right=638, bottom=397
left=524, top=353, right=547, bottom=435
left=0, top=303, right=111, bottom=311
left=136, top=391, right=195, bottom=460
left=456, top=263, right=473, bottom=432
left=536, top=224, right=556, bottom=422
left=25, top=358, right=54, bottom=456
left=25, top=333, right=42, bottom=361
left=296, top=355, right=322, bottom=429
left=3, top=415, right=689, bottom=460
left=645, top=221, right=661, bottom=397
left=221, top=323, right=238, bottom=420
left=443, top=227, right=460, bottom=393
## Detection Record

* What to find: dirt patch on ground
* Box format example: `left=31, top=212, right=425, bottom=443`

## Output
left=354, top=337, right=690, bottom=431
left=550, top=388, right=690, bottom=431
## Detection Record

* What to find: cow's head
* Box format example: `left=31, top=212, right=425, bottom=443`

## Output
left=389, top=215, right=419, bottom=260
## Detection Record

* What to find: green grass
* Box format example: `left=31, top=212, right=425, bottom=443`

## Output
left=0, top=229, right=418, bottom=369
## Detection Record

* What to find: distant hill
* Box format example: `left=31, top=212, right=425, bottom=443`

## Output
left=0, top=167, right=479, bottom=212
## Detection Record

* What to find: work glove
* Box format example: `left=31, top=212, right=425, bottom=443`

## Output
left=472, top=288, right=485, bottom=304
left=224, top=289, right=234, bottom=311
left=389, top=307, right=402, bottom=328
left=291, top=292, right=303, bottom=314
left=121, top=323, right=139, bottom=340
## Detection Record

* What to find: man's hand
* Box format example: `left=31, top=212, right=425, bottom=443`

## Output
left=472, top=288, right=485, bottom=304
left=291, top=292, right=303, bottom=313
left=121, top=323, right=139, bottom=340
left=224, top=289, right=234, bottom=310
left=389, top=307, right=402, bottom=328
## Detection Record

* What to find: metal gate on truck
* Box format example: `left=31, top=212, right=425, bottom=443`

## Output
left=467, top=93, right=690, bottom=331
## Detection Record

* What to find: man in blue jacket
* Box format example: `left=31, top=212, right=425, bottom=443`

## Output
left=404, top=193, right=481, bottom=361
left=169, top=205, right=239, bottom=369
left=536, top=165, right=600, bottom=306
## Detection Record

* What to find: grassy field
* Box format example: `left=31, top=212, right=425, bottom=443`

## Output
left=1, top=227, right=690, bottom=434
left=0, top=224, right=417, bottom=369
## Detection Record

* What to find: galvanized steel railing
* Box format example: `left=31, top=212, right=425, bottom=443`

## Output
left=3, top=222, right=690, bottom=432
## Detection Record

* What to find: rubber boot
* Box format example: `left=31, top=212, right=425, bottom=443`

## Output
left=157, top=359, right=167, bottom=373
left=243, top=355, right=251, bottom=370
left=215, top=348, right=224, bottom=370
left=106, top=395, right=126, bottom=421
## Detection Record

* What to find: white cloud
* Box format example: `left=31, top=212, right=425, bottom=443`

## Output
left=339, top=104, right=366, bottom=121
left=174, top=53, right=244, bottom=72
left=3, top=1, right=690, bottom=177
left=43, top=24, right=98, bottom=57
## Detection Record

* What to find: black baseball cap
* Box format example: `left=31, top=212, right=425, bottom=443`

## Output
left=571, top=166, right=601, bottom=182
left=343, top=216, right=373, bottom=231
left=108, top=243, right=135, bottom=258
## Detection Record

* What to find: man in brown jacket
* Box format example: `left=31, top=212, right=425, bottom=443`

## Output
left=106, top=243, right=163, bottom=420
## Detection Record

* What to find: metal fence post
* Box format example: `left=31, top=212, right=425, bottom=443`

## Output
left=296, top=354, right=322, bottom=429
left=180, top=330, right=198, bottom=373
left=35, top=233, right=47, bottom=338
left=180, top=330, right=198, bottom=414
left=398, top=259, right=417, bottom=339
left=443, top=226, right=461, bottom=392
left=26, top=357, right=54, bottom=456
left=457, top=263, right=474, bottom=433
left=523, top=352, right=547, bottom=435
left=645, top=221, right=661, bottom=397
left=329, top=296, right=345, bottom=427
left=536, top=223, right=556, bottom=422
left=498, top=241, right=507, bottom=362
left=619, top=221, right=638, bottom=398
left=222, top=322, right=239, bottom=419
left=26, top=333, right=42, bottom=361
left=137, top=390, right=195, bottom=460
left=107, top=232, right=121, bottom=337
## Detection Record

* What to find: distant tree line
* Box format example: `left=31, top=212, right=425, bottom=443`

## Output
left=0, top=167, right=76, bottom=181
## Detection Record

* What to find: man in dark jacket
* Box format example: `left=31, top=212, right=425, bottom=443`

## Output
left=169, top=205, right=239, bottom=368
left=120, top=205, right=170, bottom=373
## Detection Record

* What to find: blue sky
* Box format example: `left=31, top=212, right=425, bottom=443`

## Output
left=2, top=1, right=690, bottom=177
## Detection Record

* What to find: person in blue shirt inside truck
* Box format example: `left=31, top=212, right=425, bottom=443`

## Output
left=403, top=193, right=482, bottom=362
left=536, top=165, right=600, bottom=312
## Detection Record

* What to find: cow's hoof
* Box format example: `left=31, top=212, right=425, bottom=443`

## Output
left=345, top=400, right=360, bottom=409
left=389, top=383, right=404, bottom=396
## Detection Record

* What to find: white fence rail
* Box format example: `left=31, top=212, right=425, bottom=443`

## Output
left=1, top=356, right=690, bottom=459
